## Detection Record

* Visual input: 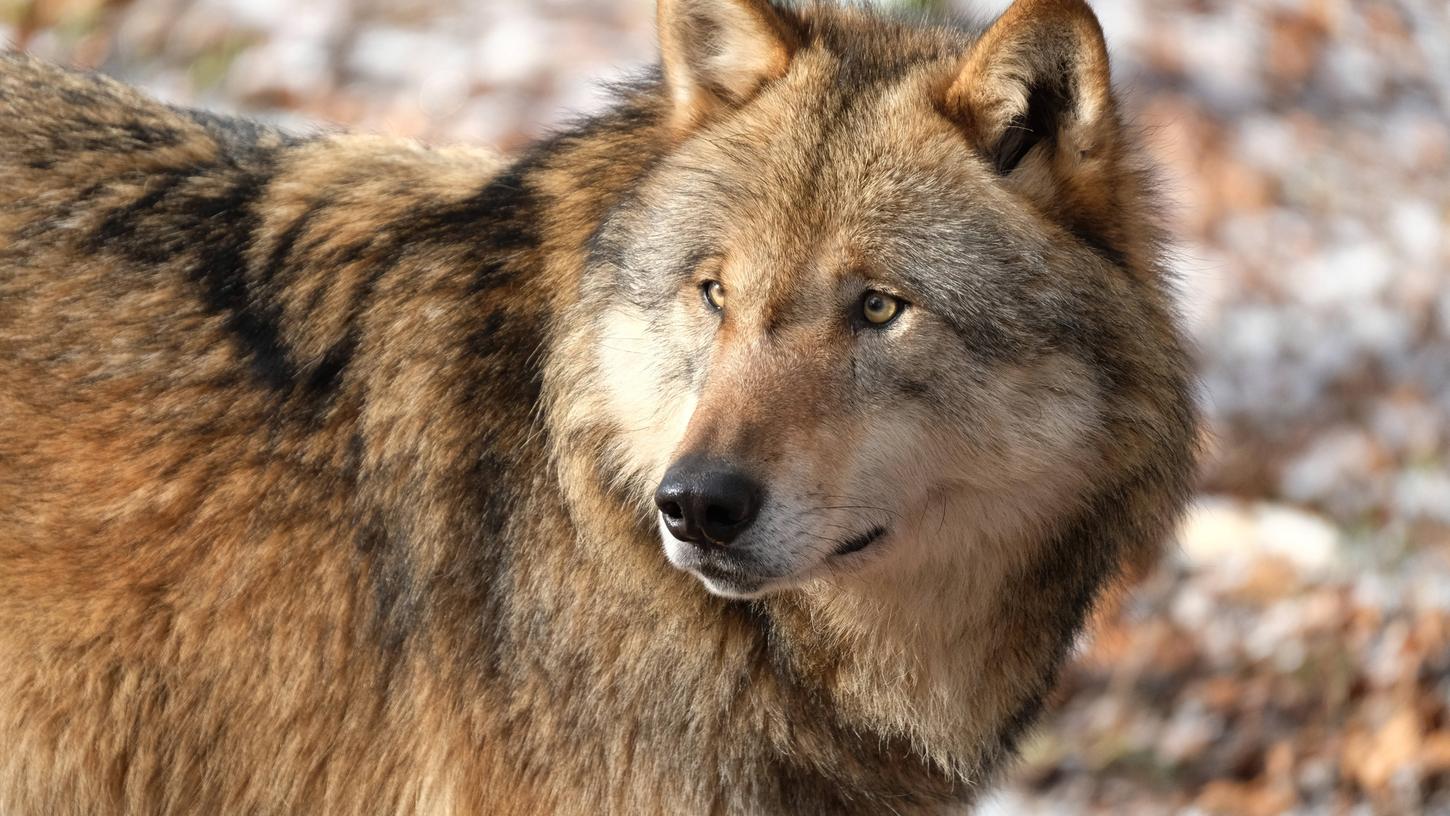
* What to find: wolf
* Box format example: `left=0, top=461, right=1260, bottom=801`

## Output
left=0, top=0, right=1197, bottom=812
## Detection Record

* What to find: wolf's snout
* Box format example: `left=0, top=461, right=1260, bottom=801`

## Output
left=654, top=456, right=762, bottom=547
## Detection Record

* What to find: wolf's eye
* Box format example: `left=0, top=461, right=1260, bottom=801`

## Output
left=860, top=291, right=903, bottom=326
left=702, top=280, right=726, bottom=311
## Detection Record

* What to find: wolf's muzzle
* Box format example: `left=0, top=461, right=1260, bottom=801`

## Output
left=654, top=455, right=762, bottom=547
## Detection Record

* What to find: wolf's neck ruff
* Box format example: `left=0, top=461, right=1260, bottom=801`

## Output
left=0, top=0, right=1196, bottom=813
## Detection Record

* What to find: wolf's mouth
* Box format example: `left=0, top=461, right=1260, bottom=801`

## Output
left=833, top=526, right=887, bottom=557
left=690, top=561, right=770, bottom=598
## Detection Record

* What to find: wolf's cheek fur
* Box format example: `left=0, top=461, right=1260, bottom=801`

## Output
left=730, top=346, right=1105, bottom=584
left=590, top=306, right=703, bottom=504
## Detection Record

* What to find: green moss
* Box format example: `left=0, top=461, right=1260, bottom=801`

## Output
left=187, top=32, right=260, bottom=93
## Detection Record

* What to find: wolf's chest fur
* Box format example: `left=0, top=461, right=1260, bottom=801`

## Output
left=0, top=1, right=1197, bottom=813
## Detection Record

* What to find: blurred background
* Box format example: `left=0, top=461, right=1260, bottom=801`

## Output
left=4, top=0, right=1448, bottom=812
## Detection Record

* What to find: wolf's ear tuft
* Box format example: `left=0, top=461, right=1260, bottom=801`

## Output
left=658, top=0, right=800, bottom=131
left=941, top=0, right=1116, bottom=178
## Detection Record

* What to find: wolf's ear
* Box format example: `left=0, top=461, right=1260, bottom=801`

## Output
left=657, top=0, right=800, bottom=131
left=941, top=0, right=1116, bottom=181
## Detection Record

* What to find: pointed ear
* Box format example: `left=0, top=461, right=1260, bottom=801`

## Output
left=942, top=0, right=1116, bottom=178
left=657, top=0, right=800, bottom=131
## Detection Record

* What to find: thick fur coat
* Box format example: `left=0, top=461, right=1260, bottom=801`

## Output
left=0, top=1, right=1198, bottom=813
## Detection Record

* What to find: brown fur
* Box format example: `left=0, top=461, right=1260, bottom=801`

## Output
left=0, top=1, right=1198, bottom=813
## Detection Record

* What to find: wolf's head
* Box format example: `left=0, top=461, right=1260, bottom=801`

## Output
left=560, top=0, right=1193, bottom=601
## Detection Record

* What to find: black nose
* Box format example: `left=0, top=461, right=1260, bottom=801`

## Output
left=654, top=456, right=763, bottom=547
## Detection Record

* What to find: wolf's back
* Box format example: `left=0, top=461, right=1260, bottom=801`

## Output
left=1, top=51, right=260, bottom=202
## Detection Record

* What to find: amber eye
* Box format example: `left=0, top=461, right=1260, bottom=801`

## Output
left=860, top=291, right=903, bottom=326
left=702, top=280, right=726, bottom=311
